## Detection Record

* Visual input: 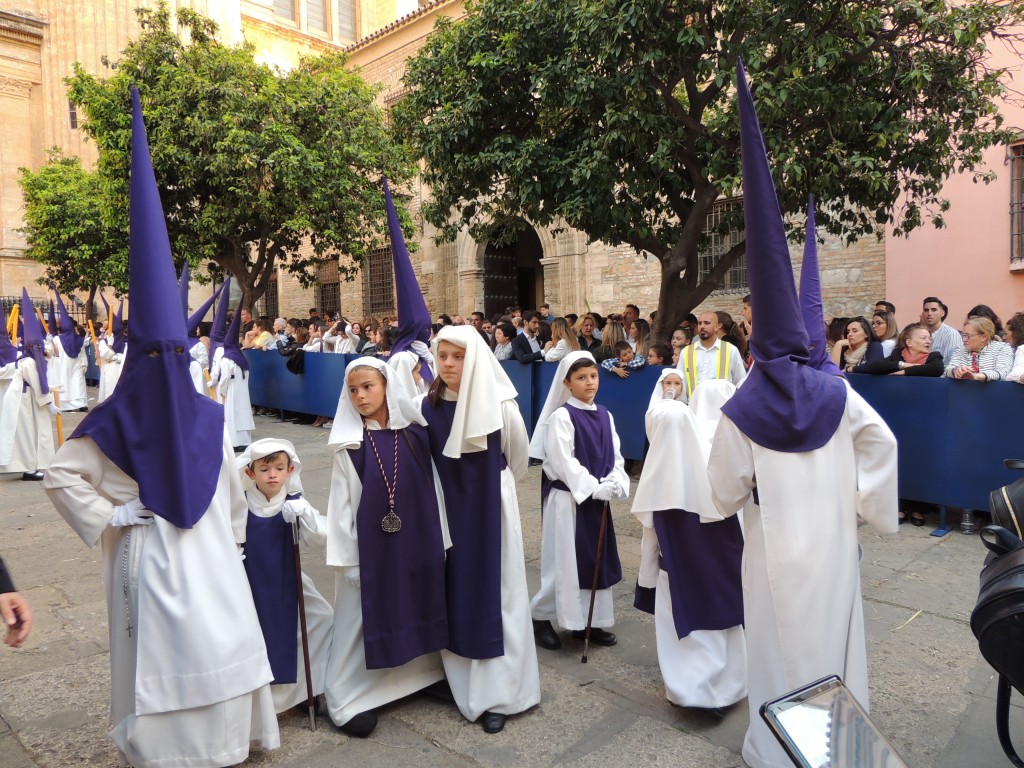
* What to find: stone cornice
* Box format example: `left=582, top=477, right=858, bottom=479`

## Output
left=0, top=10, right=46, bottom=45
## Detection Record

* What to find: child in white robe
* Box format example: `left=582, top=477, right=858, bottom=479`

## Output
left=238, top=439, right=333, bottom=715
left=529, top=351, right=629, bottom=651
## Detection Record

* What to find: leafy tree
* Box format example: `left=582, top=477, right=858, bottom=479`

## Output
left=397, top=0, right=1023, bottom=337
left=18, top=149, right=129, bottom=297
left=65, top=3, right=415, bottom=310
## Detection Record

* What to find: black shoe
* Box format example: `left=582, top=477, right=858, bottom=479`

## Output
left=533, top=620, right=562, bottom=650
left=77, top=406, right=89, bottom=412
left=422, top=679, right=455, bottom=703
left=21, top=471, right=44, bottom=481
left=572, top=628, right=617, bottom=647
left=481, top=711, right=506, bottom=734
left=339, top=710, right=377, bottom=738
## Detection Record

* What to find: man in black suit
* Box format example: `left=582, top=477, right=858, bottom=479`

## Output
left=511, top=310, right=545, bottom=363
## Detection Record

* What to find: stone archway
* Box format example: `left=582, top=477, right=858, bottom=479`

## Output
left=481, top=227, right=545, bottom=318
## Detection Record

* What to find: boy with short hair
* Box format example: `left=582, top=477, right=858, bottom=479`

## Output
left=238, top=439, right=333, bottom=716
left=601, top=340, right=647, bottom=378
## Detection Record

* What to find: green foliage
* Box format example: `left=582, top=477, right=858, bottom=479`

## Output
left=64, top=3, right=415, bottom=309
left=18, top=149, right=129, bottom=295
left=397, top=0, right=1023, bottom=329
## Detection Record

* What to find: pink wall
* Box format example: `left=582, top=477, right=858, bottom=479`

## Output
left=885, top=42, right=1024, bottom=331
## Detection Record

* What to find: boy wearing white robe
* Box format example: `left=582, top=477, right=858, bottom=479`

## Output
left=529, top=351, right=629, bottom=650
left=238, top=439, right=333, bottom=714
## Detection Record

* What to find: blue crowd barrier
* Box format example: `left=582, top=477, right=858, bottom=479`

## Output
left=246, top=351, right=1024, bottom=510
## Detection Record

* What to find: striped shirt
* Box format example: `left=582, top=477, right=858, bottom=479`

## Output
left=930, top=323, right=964, bottom=367
left=944, top=339, right=1015, bottom=380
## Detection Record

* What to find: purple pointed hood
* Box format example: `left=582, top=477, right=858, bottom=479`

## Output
left=19, top=289, right=49, bottom=393
left=186, top=281, right=225, bottom=348
left=52, top=285, right=85, bottom=358
left=69, top=88, right=224, bottom=530
left=384, top=177, right=433, bottom=382
left=178, top=260, right=190, bottom=320
left=221, top=298, right=249, bottom=372
left=46, top=300, right=56, bottom=338
left=799, top=199, right=844, bottom=377
left=111, top=300, right=127, bottom=354
left=719, top=60, right=846, bottom=453
left=208, top=276, right=232, bottom=363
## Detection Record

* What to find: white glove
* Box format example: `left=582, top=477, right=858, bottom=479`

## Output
left=411, top=340, right=430, bottom=358
left=237, top=544, right=246, bottom=561
left=48, top=403, right=60, bottom=416
left=600, top=476, right=625, bottom=498
left=344, top=566, right=361, bottom=588
left=110, top=498, right=154, bottom=527
left=281, top=497, right=313, bottom=527
left=591, top=480, right=617, bottom=502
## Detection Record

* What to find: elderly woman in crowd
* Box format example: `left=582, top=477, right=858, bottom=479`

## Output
left=945, top=316, right=1014, bottom=381
left=830, top=316, right=883, bottom=373
left=870, top=311, right=899, bottom=356
left=1006, top=312, right=1024, bottom=384
left=492, top=321, right=516, bottom=361
left=858, top=323, right=944, bottom=377
left=575, top=313, right=602, bottom=354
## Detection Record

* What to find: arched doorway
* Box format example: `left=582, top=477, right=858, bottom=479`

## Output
left=482, top=227, right=544, bottom=318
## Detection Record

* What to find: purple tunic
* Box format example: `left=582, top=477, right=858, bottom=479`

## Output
left=652, top=510, right=744, bottom=639
left=242, top=499, right=299, bottom=685
left=348, top=423, right=449, bottom=669
left=563, top=404, right=622, bottom=591
left=421, top=398, right=505, bottom=660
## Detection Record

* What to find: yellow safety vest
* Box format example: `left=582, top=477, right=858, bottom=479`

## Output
left=683, top=342, right=730, bottom=398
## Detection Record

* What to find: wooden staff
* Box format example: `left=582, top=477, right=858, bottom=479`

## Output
left=52, top=390, right=64, bottom=446
left=87, top=321, right=102, bottom=368
left=292, top=519, right=316, bottom=730
left=581, top=501, right=611, bottom=664
left=35, top=306, right=49, bottom=337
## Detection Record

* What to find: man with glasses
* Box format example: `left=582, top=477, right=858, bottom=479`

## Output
left=919, top=296, right=963, bottom=367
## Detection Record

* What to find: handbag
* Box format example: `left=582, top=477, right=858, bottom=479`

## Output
left=971, top=524, right=1024, bottom=767
left=989, top=459, right=1024, bottom=538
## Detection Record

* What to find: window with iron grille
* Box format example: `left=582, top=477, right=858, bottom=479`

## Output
left=362, top=247, right=396, bottom=318
left=68, top=101, right=78, bottom=130
left=1011, top=143, right=1024, bottom=265
left=336, top=0, right=356, bottom=41
left=384, top=88, right=408, bottom=129
left=272, top=0, right=295, bottom=21
left=698, top=197, right=747, bottom=293
left=316, top=260, right=341, bottom=317
left=255, top=275, right=279, bottom=320
left=306, top=0, right=327, bottom=33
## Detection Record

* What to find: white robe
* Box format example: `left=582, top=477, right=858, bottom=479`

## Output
left=322, top=422, right=451, bottom=727
left=244, top=488, right=333, bottom=714
left=437, top=397, right=541, bottom=721
left=211, top=348, right=254, bottom=448
left=189, top=343, right=210, bottom=397
left=45, top=335, right=64, bottom=396
left=54, top=335, right=89, bottom=410
left=0, top=357, right=55, bottom=472
left=43, top=434, right=279, bottom=768
left=96, top=339, right=125, bottom=404
left=705, top=382, right=898, bottom=768
left=637, top=526, right=747, bottom=708
left=529, top=398, right=629, bottom=631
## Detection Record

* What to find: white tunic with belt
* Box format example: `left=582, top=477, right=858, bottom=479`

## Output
left=43, top=434, right=279, bottom=768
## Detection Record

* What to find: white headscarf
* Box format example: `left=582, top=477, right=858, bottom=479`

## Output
left=387, top=349, right=427, bottom=400
left=327, top=357, right=427, bottom=450
left=528, top=350, right=596, bottom=462
left=236, top=437, right=304, bottom=494
left=647, top=367, right=686, bottom=411
left=432, top=325, right=519, bottom=458
left=630, top=399, right=715, bottom=524
left=688, top=379, right=737, bottom=454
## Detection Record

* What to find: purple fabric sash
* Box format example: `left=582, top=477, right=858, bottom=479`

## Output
left=242, top=501, right=298, bottom=685
left=348, top=424, right=449, bottom=669
left=652, top=510, right=743, bottom=639
left=422, top=398, right=505, bottom=659
left=564, top=404, right=622, bottom=590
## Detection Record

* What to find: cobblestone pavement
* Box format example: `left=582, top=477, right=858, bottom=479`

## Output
left=0, top=407, right=1016, bottom=767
